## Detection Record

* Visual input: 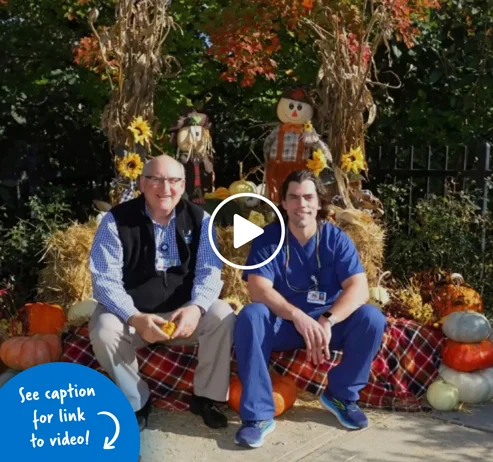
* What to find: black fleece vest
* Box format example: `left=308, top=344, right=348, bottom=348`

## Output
left=111, top=195, right=204, bottom=314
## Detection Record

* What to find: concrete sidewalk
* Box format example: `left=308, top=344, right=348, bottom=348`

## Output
left=2, top=368, right=491, bottom=461
left=140, top=401, right=493, bottom=462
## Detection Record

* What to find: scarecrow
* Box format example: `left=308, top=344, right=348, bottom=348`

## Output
left=264, top=86, right=332, bottom=202
left=169, top=109, right=215, bottom=205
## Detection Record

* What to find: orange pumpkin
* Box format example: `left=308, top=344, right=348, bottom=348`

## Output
left=442, top=339, right=493, bottom=372
left=10, top=302, right=67, bottom=336
left=228, top=372, right=297, bottom=417
left=0, top=334, right=62, bottom=371
left=433, top=274, right=483, bottom=318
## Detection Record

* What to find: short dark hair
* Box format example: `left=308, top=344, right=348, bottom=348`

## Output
left=278, top=170, right=330, bottom=223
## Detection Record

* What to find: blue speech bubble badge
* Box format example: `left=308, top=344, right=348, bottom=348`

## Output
left=0, top=362, right=140, bottom=461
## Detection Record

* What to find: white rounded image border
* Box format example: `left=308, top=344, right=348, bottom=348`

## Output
left=207, top=192, right=286, bottom=270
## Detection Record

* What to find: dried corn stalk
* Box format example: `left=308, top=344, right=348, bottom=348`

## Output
left=89, top=0, right=180, bottom=153
left=302, top=4, right=398, bottom=206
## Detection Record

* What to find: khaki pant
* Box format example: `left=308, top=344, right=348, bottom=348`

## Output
left=88, top=300, right=236, bottom=411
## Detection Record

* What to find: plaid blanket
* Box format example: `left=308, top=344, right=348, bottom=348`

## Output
left=61, top=316, right=444, bottom=412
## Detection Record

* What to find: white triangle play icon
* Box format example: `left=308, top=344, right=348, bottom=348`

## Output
left=233, top=214, right=264, bottom=249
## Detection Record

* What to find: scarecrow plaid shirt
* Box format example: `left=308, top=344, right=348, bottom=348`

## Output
left=264, top=125, right=332, bottom=161
left=89, top=206, right=223, bottom=323
left=61, top=316, right=444, bottom=412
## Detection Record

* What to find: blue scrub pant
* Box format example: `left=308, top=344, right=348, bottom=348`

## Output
left=233, top=303, right=387, bottom=421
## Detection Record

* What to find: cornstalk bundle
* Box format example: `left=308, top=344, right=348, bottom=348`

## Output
left=302, top=4, right=398, bottom=206
left=89, top=0, right=180, bottom=152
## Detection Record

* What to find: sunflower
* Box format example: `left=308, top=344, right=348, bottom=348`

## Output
left=304, top=121, right=313, bottom=132
left=306, top=149, right=327, bottom=176
left=128, top=116, right=153, bottom=145
left=341, top=146, right=366, bottom=174
left=117, top=153, right=144, bottom=180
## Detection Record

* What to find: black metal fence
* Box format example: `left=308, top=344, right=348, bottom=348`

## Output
left=366, top=141, right=491, bottom=220
left=365, top=141, right=492, bottom=279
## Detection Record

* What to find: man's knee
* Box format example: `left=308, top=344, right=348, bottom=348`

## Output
left=88, top=305, right=124, bottom=346
left=236, top=302, right=271, bottom=327
left=354, top=303, right=387, bottom=333
left=205, top=299, right=236, bottom=330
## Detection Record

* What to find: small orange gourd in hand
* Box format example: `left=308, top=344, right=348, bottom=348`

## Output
left=161, top=320, right=176, bottom=337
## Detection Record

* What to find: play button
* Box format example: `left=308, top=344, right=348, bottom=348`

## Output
left=208, top=192, right=285, bottom=270
left=233, top=214, right=264, bottom=248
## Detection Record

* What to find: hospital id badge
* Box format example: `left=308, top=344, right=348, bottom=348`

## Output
left=307, top=290, right=327, bottom=305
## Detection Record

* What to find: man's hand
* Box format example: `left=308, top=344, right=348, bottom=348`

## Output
left=169, top=305, right=202, bottom=339
left=292, top=310, right=329, bottom=366
left=128, top=313, right=170, bottom=344
left=318, top=316, right=333, bottom=361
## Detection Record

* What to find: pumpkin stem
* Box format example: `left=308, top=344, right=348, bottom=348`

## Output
left=377, top=270, right=391, bottom=287
left=450, top=273, right=465, bottom=286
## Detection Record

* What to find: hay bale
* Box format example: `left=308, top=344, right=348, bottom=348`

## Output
left=329, top=207, right=385, bottom=287
left=216, top=227, right=251, bottom=309
left=37, top=219, right=98, bottom=310
left=36, top=207, right=384, bottom=314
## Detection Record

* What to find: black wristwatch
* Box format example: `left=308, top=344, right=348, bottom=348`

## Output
left=322, top=310, right=337, bottom=327
left=322, top=310, right=332, bottom=320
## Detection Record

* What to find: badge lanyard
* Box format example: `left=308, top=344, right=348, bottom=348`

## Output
left=284, top=228, right=322, bottom=293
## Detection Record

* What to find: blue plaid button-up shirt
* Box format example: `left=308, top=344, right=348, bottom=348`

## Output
left=89, top=206, right=224, bottom=323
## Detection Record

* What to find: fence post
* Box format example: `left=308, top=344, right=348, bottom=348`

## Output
left=477, top=142, right=491, bottom=288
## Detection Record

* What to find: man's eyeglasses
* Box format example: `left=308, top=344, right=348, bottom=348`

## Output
left=144, top=175, right=184, bottom=186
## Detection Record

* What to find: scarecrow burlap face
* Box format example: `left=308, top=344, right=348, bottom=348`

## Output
left=169, top=109, right=215, bottom=204
left=170, top=110, right=212, bottom=157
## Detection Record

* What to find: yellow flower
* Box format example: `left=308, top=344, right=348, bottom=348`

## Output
left=304, top=122, right=313, bottom=132
left=306, top=149, right=327, bottom=176
left=341, top=146, right=366, bottom=174
left=128, top=116, right=153, bottom=144
left=117, top=153, right=144, bottom=180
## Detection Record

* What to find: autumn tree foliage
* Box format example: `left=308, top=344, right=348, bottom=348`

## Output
left=206, top=0, right=439, bottom=203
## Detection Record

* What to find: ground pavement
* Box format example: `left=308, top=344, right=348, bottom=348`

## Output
left=140, top=399, right=493, bottom=462
left=1, top=369, right=491, bottom=461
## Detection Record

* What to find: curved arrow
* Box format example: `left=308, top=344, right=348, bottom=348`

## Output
left=97, top=411, right=120, bottom=450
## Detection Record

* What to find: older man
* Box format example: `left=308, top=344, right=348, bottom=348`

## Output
left=233, top=170, right=387, bottom=448
left=88, top=154, right=235, bottom=431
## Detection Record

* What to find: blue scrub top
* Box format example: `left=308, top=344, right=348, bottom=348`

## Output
left=242, top=220, right=365, bottom=316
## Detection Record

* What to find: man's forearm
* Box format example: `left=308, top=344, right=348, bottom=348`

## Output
left=250, top=285, right=301, bottom=321
left=328, top=282, right=369, bottom=323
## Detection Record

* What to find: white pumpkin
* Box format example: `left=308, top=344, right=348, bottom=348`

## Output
left=68, top=299, right=98, bottom=323
left=478, top=368, right=493, bottom=400
left=442, top=311, right=492, bottom=343
left=439, top=364, right=493, bottom=404
left=368, top=271, right=391, bottom=309
left=177, top=126, right=207, bottom=155
left=426, top=379, right=460, bottom=411
left=277, top=97, right=313, bottom=125
left=96, top=211, right=107, bottom=226
left=369, top=287, right=390, bottom=309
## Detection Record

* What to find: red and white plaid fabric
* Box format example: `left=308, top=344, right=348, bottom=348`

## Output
left=61, top=316, right=444, bottom=412
left=264, top=125, right=331, bottom=161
